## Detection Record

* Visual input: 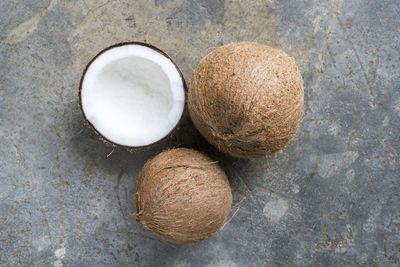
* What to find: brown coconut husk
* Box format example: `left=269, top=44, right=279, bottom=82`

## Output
left=188, top=42, right=304, bottom=158
left=135, top=148, right=232, bottom=244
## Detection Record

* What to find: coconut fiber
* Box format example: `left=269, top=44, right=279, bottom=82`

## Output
left=135, top=148, right=232, bottom=244
left=188, top=42, right=304, bottom=158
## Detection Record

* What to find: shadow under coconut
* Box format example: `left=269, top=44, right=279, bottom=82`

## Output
left=68, top=108, right=205, bottom=176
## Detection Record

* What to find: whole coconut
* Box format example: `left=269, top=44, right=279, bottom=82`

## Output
left=135, top=148, right=232, bottom=244
left=188, top=42, right=304, bottom=158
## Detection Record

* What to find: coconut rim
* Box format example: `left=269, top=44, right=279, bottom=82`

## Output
left=78, top=41, right=187, bottom=150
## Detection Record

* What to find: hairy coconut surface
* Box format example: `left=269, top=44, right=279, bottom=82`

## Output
left=135, top=148, right=232, bottom=244
left=188, top=42, right=304, bottom=158
left=79, top=42, right=186, bottom=150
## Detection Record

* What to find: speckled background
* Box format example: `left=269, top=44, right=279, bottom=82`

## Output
left=1, top=0, right=399, bottom=266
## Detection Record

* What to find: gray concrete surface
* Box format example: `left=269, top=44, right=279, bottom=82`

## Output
left=1, top=0, right=399, bottom=266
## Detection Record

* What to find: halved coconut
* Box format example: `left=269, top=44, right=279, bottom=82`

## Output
left=79, top=42, right=186, bottom=149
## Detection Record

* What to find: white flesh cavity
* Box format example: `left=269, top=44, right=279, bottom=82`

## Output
left=81, top=44, right=185, bottom=147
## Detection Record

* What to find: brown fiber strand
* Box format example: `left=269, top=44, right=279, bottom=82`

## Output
left=135, top=148, right=232, bottom=244
left=188, top=42, right=304, bottom=158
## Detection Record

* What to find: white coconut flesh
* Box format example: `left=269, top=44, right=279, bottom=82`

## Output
left=81, top=44, right=185, bottom=147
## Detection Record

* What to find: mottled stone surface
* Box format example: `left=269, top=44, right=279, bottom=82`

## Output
left=1, top=0, right=399, bottom=266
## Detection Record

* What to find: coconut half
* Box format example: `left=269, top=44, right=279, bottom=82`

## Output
left=79, top=42, right=186, bottom=149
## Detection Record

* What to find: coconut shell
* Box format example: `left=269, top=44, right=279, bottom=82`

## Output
left=78, top=41, right=187, bottom=151
left=135, top=148, right=232, bottom=244
left=188, top=42, right=304, bottom=158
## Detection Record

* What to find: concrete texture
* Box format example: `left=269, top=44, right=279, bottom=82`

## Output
left=1, top=0, right=399, bottom=266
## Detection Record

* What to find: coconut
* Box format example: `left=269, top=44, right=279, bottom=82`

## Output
left=79, top=42, right=186, bottom=150
left=135, top=148, right=232, bottom=244
left=188, top=42, right=304, bottom=158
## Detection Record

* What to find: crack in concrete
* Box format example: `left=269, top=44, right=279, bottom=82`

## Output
left=5, top=0, right=58, bottom=44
